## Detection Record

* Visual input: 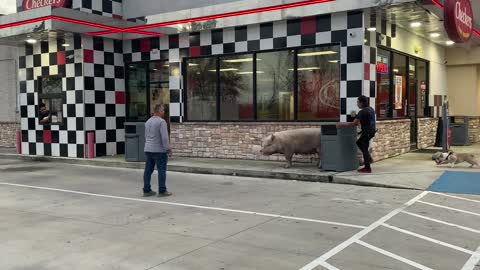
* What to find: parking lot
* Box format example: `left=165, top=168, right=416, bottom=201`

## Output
left=0, top=159, right=479, bottom=270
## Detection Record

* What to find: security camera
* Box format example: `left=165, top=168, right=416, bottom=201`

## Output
left=349, top=32, right=356, bottom=38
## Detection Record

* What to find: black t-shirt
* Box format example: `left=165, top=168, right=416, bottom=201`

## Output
left=356, top=107, right=376, bottom=133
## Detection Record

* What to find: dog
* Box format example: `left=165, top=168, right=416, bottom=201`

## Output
left=432, top=151, right=480, bottom=168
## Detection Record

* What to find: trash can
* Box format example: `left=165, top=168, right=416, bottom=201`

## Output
left=450, top=117, right=469, bottom=146
left=320, top=125, right=358, bottom=172
left=125, top=122, right=146, bottom=162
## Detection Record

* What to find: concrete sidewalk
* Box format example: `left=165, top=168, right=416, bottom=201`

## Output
left=1, top=144, right=479, bottom=190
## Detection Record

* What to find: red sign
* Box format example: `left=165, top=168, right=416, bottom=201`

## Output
left=22, top=0, right=68, bottom=11
left=376, top=62, right=388, bottom=73
left=444, top=0, right=474, bottom=43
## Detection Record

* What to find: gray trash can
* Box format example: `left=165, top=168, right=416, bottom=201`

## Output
left=320, top=125, right=358, bottom=172
left=125, top=122, right=146, bottom=162
left=450, top=117, right=469, bottom=146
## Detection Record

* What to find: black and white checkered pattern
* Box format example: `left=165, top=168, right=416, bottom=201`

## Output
left=18, top=34, right=85, bottom=158
left=83, top=36, right=126, bottom=157
left=72, top=0, right=123, bottom=19
left=124, top=11, right=373, bottom=123
left=18, top=34, right=126, bottom=158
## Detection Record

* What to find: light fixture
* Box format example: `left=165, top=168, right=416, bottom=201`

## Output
left=188, top=63, right=199, bottom=66
left=25, top=38, right=37, bottom=44
left=410, top=22, right=422, bottom=28
left=298, top=51, right=337, bottom=57
left=367, top=27, right=377, bottom=32
left=430, top=32, right=441, bottom=38
left=290, top=67, right=321, bottom=71
left=208, top=68, right=239, bottom=72
left=237, top=71, right=265, bottom=74
left=393, top=69, right=399, bottom=73
left=328, top=60, right=339, bottom=63
left=62, top=43, right=70, bottom=47
left=446, top=40, right=455, bottom=46
left=223, top=58, right=261, bottom=63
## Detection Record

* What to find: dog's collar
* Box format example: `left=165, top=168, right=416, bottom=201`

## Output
left=446, top=151, right=454, bottom=159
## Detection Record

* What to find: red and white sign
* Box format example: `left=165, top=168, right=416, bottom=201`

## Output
left=444, top=0, right=474, bottom=43
left=22, top=0, right=68, bottom=11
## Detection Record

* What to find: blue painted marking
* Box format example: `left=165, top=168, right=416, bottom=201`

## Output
left=428, top=171, right=480, bottom=195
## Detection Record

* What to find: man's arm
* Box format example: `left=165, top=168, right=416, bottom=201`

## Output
left=160, top=121, right=170, bottom=153
left=336, top=119, right=360, bottom=128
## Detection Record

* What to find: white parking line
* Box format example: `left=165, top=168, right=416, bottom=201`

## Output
left=431, top=192, right=480, bottom=204
left=317, top=261, right=340, bottom=270
left=0, top=182, right=366, bottom=229
left=418, top=200, right=480, bottom=217
left=298, top=191, right=430, bottom=270
left=382, top=223, right=476, bottom=255
left=461, top=246, right=480, bottom=270
left=402, top=211, right=480, bottom=234
left=356, top=240, right=433, bottom=270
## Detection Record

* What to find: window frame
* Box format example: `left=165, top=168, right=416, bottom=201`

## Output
left=376, top=46, right=431, bottom=120
left=37, top=75, right=65, bottom=126
left=183, top=43, right=341, bottom=122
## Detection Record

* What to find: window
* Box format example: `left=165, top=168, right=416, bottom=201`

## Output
left=127, top=63, right=148, bottom=121
left=186, top=57, right=217, bottom=121
left=376, top=49, right=390, bottom=119
left=219, top=54, right=254, bottom=120
left=297, top=46, right=340, bottom=121
left=184, top=44, right=341, bottom=122
left=392, top=53, right=407, bottom=118
left=257, top=50, right=294, bottom=120
left=38, top=76, right=63, bottom=125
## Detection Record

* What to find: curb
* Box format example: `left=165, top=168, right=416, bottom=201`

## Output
left=0, top=153, right=423, bottom=190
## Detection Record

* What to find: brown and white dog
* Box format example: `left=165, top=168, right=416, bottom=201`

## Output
left=432, top=152, right=480, bottom=168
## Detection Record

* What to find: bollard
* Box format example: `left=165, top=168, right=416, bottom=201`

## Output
left=16, top=129, right=22, bottom=154
left=87, top=132, right=95, bottom=159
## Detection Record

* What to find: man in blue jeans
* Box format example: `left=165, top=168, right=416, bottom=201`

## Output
left=143, top=104, right=172, bottom=197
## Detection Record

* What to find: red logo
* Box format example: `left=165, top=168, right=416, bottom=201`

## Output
left=376, top=62, right=388, bottom=73
left=444, top=0, right=474, bottom=43
left=22, top=0, right=68, bottom=11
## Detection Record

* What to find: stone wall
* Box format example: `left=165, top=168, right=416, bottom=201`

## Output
left=0, top=122, right=17, bottom=147
left=170, top=120, right=412, bottom=163
left=468, top=117, right=480, bottom=143
left=417, top=118, right=439, bottom=149
left=371, top=119, right=411, bottom=161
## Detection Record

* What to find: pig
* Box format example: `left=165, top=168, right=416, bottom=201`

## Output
left=260, top=128, right=322, bottom=168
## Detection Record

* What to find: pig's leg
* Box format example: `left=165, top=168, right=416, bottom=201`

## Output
left=316, top=148, right=322, bottom=168
left=284, top=152, right=293, bottom=168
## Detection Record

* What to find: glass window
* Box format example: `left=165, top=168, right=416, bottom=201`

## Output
left=149, top=62, right=170, bottom=118
left=376, top=49, right=390, bottom=119
left=256, top=50, right=295, bottom=120
left=392, top=53, right=407, bottom=118
left=297, top=45, right=340, bottom=121
left=127, top=63, right=148, bottom=121
left=38, top=76, right=63, bottom=125
left=186, top=57, right=217, bottom=121
left=417, top=60, right=428, bottom=117
left=219, top=54, right=254, bottom=121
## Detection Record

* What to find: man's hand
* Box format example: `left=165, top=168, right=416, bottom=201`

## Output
left=167, top=149, right=173, bottom=157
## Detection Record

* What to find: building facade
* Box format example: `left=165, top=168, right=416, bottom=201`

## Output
left=0, top=0, right=478, bottom=161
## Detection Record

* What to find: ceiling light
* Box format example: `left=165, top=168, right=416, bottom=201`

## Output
left=393, top=69, right=399, bottom=73
left=410, top=22, right=422, bottom=28
left=367, top=27, right=377, bottom=32
left=290, top=67, right=321, bottom=71
left=223, top=58, right=254, bottom=63
left=25, top=38, right=37, bottom=44
left=62, top=43, right=70, bottom=47
left=430, top=33, right=441, bottom=38
left=237, top=71, right=264, bottom=74
left=298, top=51, right=337, bottom=57
left=188, top=63, right=199, bottom=66
left=329, top=60, right=339, bottom=63
left=208, top=68, right=239, bottom=72
left=446, top=40, right=455, bottom=46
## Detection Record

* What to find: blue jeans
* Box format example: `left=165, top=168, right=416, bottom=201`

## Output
left=143, top=152, right=168, bottom=193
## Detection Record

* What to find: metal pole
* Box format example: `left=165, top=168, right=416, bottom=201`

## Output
left=442, top=99, right=449, bottom=152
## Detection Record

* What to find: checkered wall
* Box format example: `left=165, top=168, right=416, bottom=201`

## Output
left=18, top=34, right=126, bottom=158
left=18, top=34, right=85, bottom=158
left=123, top=10, right=373, bottom=123
left=83, top=36, right=126, bottom=157
left=72, top=0, right=123, bottom=19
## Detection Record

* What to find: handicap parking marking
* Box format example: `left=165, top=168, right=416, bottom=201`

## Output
left=428, top=171, right=480, bottom=195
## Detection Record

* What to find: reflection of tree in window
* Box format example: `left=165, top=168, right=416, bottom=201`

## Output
left=39, top=76, right=63, bottom=125
left=298, top=46, right=340, bottom=121
left=257, top=50, right=294, bottom=120
left=186, top=58, right=217, bottom=121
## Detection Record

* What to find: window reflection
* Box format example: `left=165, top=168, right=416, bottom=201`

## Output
left=186, top=58, right=217, bottom=121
